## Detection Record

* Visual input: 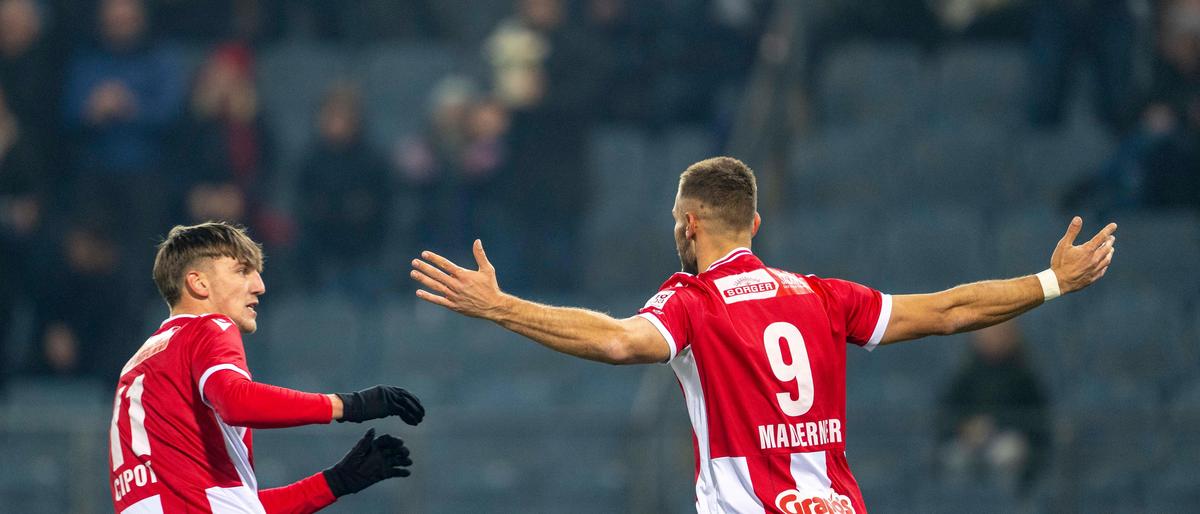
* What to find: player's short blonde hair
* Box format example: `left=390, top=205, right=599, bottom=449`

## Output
left=153, top=222, right=264, bottom=306
left=679, top=156, right=758, bottom=233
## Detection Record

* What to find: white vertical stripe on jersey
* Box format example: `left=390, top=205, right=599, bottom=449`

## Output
left=711, top=457, right=765, bottom=514
left=672, top=348, right=721, bottom=513
left=864, top=293, right=893, bottom=351
left=199, top=363, right=263, bottom=507
left=198, top=364, right=252, bottom=406
left=214, top=417, right=259, bottom=492
left=119, top=494, right=164, bottom=514
left=789, top=450, right=832, bottom=493
left=205, top=486, right=267, bottom=514
left=111, top=386, right=127, bottom=470
left=128, top=374, right=150, bottom=457
left=637, top=312, right=679, bottom=362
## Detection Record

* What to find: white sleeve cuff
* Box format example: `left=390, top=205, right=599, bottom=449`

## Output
left=198, top=364, right=251, bottom=406
left=637, top=312, right=679, bottom=363
left=864, top=293, right=893, bottom=352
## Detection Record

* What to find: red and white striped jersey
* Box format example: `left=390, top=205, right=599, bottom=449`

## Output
left=108, top=314, right=333, bottom=514
left=638, top=248, right=891, bottom=514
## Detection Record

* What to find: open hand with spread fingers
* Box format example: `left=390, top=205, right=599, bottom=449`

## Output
left=1050, top=216, right=1118, bottom=295
left=410, top=239, right=510, bottom=319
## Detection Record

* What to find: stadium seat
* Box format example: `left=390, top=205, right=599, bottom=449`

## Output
left=876, top=207, right=988, bottom=292
left=915, top=482, right=1020, bottom=514
left=1073, top=288, right=1194, bottom=384
left=1145, top=484, right=1200, bottom=513
left=789, top=124, right=915, bottom=210
left=1098, top=210, right=1200, bottom=299
left=359, top=43, right=460, bottom=151
left=899, top=121, right=1014, bottom=209
left=1011, top=124, right=1114, bottom=207
left=815, top=43, right=928, bottom=128
left=929, top=44, right=1028, bottom=125
left=760, top=205, right=883, bottom=286
left=0, top=431, right=74, bottom=513
left=258, top=293, right=364, bottom=391
left=582, top=126, right=680, bottom=294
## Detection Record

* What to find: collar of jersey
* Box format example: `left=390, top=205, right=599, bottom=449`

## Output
left=704, top=247, right=753, bottom=273
left=160, top=313, right=212, bottom=327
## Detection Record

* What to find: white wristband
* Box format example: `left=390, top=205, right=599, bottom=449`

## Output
left=1036, top=269, right=1061, bottom=301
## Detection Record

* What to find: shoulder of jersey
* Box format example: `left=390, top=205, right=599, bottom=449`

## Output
left=194, top=313, right=237, bottom=334
left=656, top=272, right=699, bottom=291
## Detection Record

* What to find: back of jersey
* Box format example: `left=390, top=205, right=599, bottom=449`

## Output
left=109, top=314, right=262, bottom=514
left=638, top=248, right=891, bottom=514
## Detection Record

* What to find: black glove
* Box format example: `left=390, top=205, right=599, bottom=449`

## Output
left=323, top=428, right=413, bottom=497
left=336, top=385, right=425, bottom=425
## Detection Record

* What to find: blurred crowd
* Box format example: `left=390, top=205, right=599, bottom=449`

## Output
left=800, top=0, right=1199, bottom=213
left=0, top=0, right=766, bottom=383
left=0, top=0, right=1196, bottom=407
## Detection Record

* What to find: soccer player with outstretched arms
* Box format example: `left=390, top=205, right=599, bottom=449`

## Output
left=410, top=157, right=1117, bottom=514
left=109, top=222, right=425, bottom=514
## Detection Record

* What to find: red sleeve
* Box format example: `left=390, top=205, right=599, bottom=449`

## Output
left=202, top=370, right=333, bottom=428
left=636, top=276, right=694, bottom=362
left=815, top=278, right=892, bottom=350
left=258, top=472, right=337, bottom=514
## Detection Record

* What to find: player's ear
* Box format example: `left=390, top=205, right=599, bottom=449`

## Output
left=685, top=212, right=699, bottom=239
left=751, top=212, right=761, bottom=237
left=184, top=269, right=210, bottom=300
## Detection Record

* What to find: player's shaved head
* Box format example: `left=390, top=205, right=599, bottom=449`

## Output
left=678, top=156, right=757, bottom=235
left=153, top=222, right=263, bottom=306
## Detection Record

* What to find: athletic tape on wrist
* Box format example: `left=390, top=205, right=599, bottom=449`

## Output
left=1036, top=269, right=1061, bottom=301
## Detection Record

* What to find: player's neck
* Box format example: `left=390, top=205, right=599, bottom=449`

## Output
left=696, top=239, right=752, bottom=273
left=169, top=299, right=212, bottom=318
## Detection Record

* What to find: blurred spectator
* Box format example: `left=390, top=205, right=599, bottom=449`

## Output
left=0, top=84, right=47, bottom=212
left=297, top=83, right=393, bottom=293
left=485, top=0, right=607, bottom=291
left=397, top=76, right=510, bottom=256
left=0, top=0, right=58, bottom=143
left=1, top=82, right=50, bottom=392
left=169, top=43, right=294, bottom=248
left=29, top=223, right=135, bottom=379
left=938, top=322, right=1050, bottom=494
left=1064, top=0, right=1200, bottom=212
left=1028, top=0, right=1136, bottom=131
left=61, top=0, right=186, bottom=256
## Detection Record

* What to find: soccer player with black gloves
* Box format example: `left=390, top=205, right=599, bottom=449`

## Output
left=109, top=222, right=426, bottom=514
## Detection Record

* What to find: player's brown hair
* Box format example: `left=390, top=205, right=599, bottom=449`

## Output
left=678, top=156, right=758, bottom=232
left=152, top=222, right=264, bottom=306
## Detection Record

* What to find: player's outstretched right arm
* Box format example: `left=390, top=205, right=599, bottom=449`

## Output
left=204, top=373, right=424, bottom=428
left=410, top=240, right=671, bottom=364
left=881, top=216, right=1117, bottom=345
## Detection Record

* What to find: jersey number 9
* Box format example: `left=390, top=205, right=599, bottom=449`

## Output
left=763, top=322, right=815, bottom=416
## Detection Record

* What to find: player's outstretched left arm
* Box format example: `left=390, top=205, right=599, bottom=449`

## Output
left=882, top=216, right=1117, bottom=344
left=410, top=240, right=670, bottom=364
